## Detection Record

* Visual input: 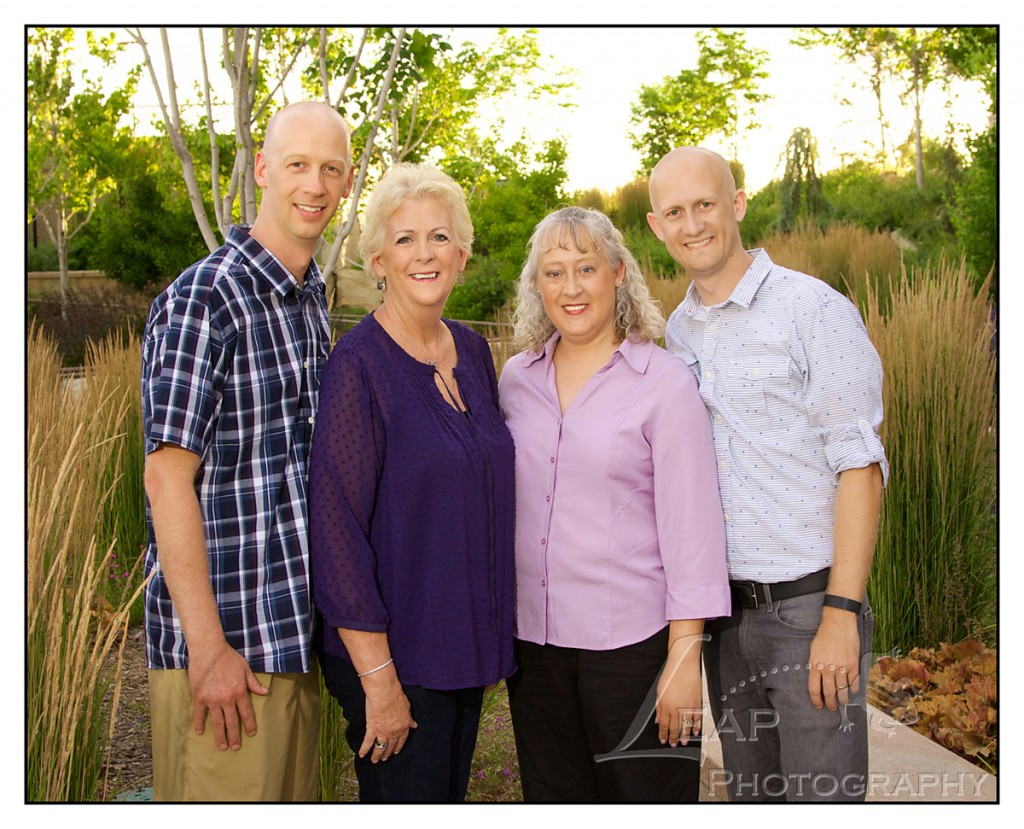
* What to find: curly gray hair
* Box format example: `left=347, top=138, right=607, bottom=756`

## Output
left=512, top=206, right=665, bottom=352
left=358, top=163, right=474, bottom=266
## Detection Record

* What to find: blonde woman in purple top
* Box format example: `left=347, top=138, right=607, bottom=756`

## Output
left=498, top=206, right=730, bottom=802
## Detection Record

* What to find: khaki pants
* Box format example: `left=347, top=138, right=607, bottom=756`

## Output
left=149, top=665, right=321, bottom=801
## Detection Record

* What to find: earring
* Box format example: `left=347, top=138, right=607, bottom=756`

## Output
left=376, top=274, right=386, bottom=291
left=457, top=272, right=464, bottom=286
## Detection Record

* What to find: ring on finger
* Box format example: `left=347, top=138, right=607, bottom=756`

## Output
left=374, top=740, right=388, bottom=750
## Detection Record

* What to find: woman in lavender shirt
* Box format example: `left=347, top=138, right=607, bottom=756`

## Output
left=309, top=164, right=515, bottom=802
left=498, top=207, right=730, bottom=802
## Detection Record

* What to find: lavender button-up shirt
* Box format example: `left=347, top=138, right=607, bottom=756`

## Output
left=498, top=334, right=731, bottom=650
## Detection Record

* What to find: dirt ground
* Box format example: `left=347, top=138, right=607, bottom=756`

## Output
left=100, top=626, right=153, bottom=800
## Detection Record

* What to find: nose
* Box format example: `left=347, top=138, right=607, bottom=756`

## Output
left=301, top=168, right=328, bottom=195
left=563, top=271, right=582, bottom=296
left=682, top=211, right=705, bottom=237
left=413, top=236, right=434, bottom=261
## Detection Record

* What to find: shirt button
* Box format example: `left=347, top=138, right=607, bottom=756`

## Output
left=308, top=416, right=315, bottom=424
left=541, top=538, right=546, bottom=545
left=704, top=370, right=714, bottom=380
left=723, top=513, right=730, bottom=522
left=752, top=368, right=761, bottom=378
left=546, top=495, right=551, bottom=502
left=709, top=323, right=718, bottom=331
left=719, top=461, right=728, bottom=471
left=858, top=418, right=868, bottom=427
left=304, top=360, right=309, bottom=369
left=540, top=580, right=546, bottom=587
left=715, top=413, right=723, bottom=421
left=549, top=457, right=555, bottom=463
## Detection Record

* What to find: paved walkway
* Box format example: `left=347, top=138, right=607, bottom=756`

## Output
left=700, top=703, right=996, bottom=802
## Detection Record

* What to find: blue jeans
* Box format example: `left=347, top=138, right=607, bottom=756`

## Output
left=704, top=590, right=874, bottom=802
left=319, top=653, right=484, bottom=803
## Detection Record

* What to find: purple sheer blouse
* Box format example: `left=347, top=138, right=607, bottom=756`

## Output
left=309, top=314, right=516, bottom=690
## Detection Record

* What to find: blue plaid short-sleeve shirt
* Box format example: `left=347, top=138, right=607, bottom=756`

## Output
left=141, top=225, right=330, bottom=673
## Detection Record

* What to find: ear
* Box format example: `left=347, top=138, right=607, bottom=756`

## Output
left=614, top=260, right=626, bottom=287
left=371, top=254, right=383, bottom=277
left=733, top=189, right=748, bottom=223
left=458, top=247, right=469, bottom=272
left=646, top=211, right=665, bottom=241
left=254, top=151, right=268, bottom=188
left=342, top=162, right=355, bottom=199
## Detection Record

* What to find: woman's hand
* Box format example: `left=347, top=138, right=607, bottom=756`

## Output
left=656, top=658, right=703, bottom=747
left=360, top=668, right=418, bottom=763
left=655, top=621, right=705, bottom=747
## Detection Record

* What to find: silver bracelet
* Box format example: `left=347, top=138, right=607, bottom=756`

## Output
left=357, top=657, right=394, bottom=678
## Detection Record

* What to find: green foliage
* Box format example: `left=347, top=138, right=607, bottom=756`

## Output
left=741, top=180, right=781, bottom=246
left=88, top=157, right=209, bottom=289
left=444, top=256, right=519, bottom=322
left=819, top=140, right=963, bottom=258
left=952, top=127, right=997, bottom=291
left=629, top=28, right=770, bottom=171
left=937, top=27, right=997, bottom=115
left=27, top=28, right=140, bottom=282
left=864, top=259, right=996, bottom=653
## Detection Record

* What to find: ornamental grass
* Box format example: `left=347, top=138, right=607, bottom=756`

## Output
left=864, top=257, right=996, bottom=653
left=27, top=323, right=147, bottom=801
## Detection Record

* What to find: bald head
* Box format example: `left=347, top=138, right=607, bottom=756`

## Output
left=262, top=101, right=351, bottom=161
left=649, top=147, right=736, bottom=207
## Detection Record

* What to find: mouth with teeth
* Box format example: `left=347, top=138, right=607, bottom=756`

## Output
left=685, top=236, right=713, bottom=250
left=296, top=204, right=326, bottom=216
left=562, top=304, right=588, bottom=315
left=410, top=272, right=440, bottom=281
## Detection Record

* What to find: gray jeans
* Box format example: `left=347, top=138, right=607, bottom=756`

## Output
left=704, top=590, right=874, bottom=802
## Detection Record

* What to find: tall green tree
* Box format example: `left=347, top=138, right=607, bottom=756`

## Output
left=27, top=28, right=139, bottom=305
left=628, top=28, right=770, bottom=171
left=776, top=127, right=829, bottom=232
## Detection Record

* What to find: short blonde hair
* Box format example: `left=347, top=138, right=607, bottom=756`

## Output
left=359, top=163, right=474, bottom=265
left=513, top=206, right=665, bottom=352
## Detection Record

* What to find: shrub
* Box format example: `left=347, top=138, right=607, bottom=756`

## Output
left=952, top=127, right=997, bottom=295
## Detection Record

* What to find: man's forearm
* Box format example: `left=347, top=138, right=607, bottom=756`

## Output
left=145, top=445, right=226, bottom=651
left=826, top=463, right=883, bottom=604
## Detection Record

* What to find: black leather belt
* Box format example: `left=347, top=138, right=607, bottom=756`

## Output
left=730, top=567, right=830, bottom=610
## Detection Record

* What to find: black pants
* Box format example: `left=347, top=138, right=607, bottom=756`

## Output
left=319, top=653, right=484, bottom=803
left=507, top=628, right=700, bottom=803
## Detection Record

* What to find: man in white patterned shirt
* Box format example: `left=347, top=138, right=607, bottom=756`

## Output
left=143, top=101, right=354, bottom=800
left=647, top=147, right=887, bottom=802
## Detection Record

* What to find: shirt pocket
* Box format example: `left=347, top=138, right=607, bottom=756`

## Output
left=721, top=353, right=791, bottom=431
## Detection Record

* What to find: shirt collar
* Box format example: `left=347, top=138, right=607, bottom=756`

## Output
left=226, top=224, right=325, bottom=297
left=525, top=331, right=655, bottom=374
left=679, top=248, right=774, bottom=315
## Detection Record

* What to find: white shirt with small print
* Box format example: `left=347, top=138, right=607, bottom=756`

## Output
left=666, top=249, right=889, bottom=583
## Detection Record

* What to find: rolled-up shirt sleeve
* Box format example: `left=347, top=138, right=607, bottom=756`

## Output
left=649, top=358, right=732, bottom=621
left=798, top=290, right=890, bottom=485
left=309, top=347, right=390, bottom=633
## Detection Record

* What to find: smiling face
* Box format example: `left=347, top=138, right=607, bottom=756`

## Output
left=251, top=102, right=353, bottom=268
left=372, top=196, right=469, bottom=315
left=535, top=231, right=623, bottom=349
left=647, top=148, right=749, bottom=288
